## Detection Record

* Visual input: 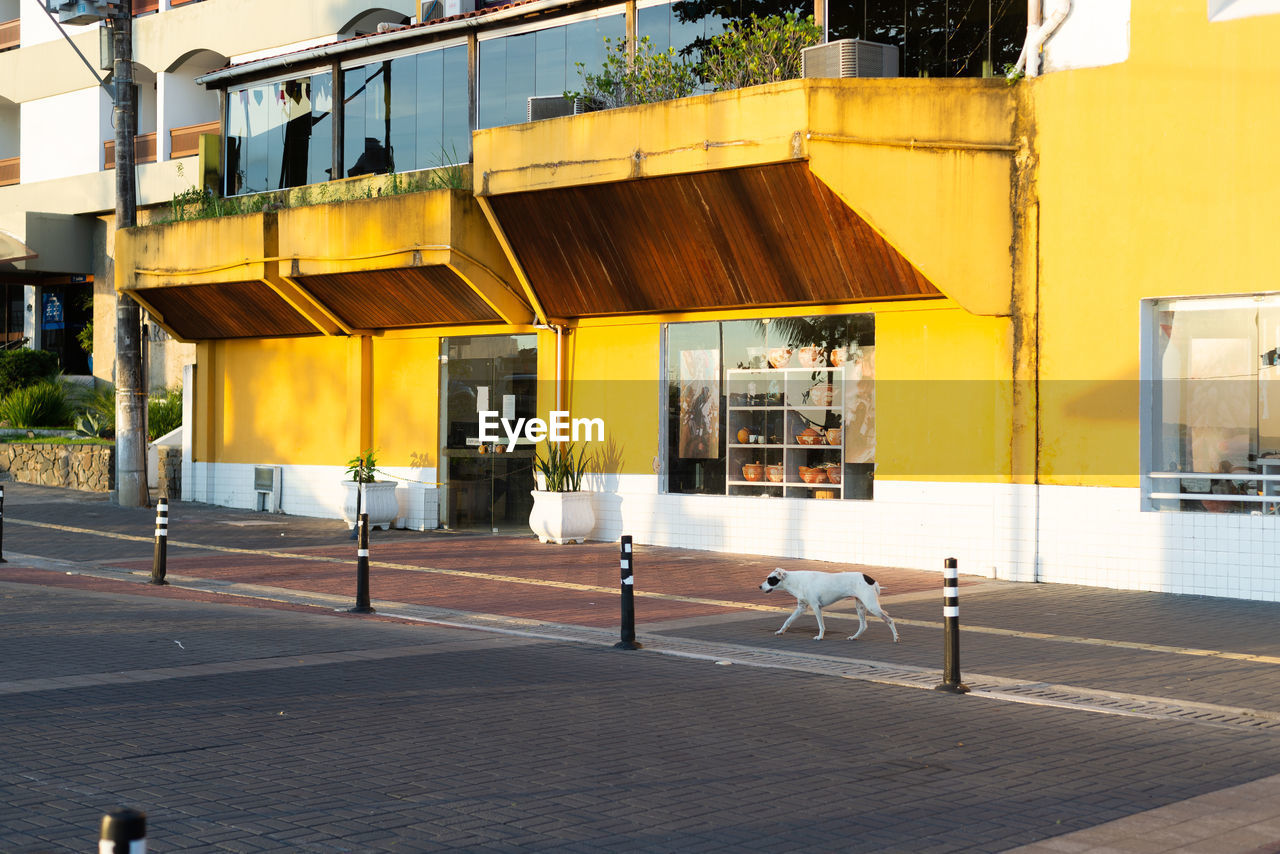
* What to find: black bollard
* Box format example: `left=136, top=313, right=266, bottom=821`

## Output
left=613, top=535, right=642, bottom=650
left=100, top=807, right=146, bottom=854
left=934, top=557, right=969, bottom=694
left=150, top=498, right=168, bottom=585
left=349, top=513, right=374, bottom=614
left=0, top=483, right=6, bottom=564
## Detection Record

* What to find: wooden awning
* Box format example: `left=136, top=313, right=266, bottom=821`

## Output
left=484, top=160, right=940, bottom=318
left=474, top=78, right=1019, bottom=318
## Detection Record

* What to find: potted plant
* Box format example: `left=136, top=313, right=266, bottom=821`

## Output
left=342, top=448, right=400, bottom=531
left=528, top=442, right=595, bottom=544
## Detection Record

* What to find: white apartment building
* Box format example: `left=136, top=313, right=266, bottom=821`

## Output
left=0, top=0, right=420, bottom=386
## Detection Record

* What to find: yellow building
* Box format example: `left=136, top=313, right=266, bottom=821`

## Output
left=115, top=0, right=1280, bottom=601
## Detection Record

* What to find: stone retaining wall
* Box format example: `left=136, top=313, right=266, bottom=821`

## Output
left=0, top=443, right=115, bottom=492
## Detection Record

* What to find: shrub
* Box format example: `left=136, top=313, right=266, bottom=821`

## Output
left=0, top=381, right=73, bottom=428
left=0, top=348, right=60, bottom=399
left=148, top=387, right=183, bottom=441
left=699, top=12, right=821, bottom=91
left=569, top=36, right=699, bottom=110
left=66, top=381, right=116, bottom=438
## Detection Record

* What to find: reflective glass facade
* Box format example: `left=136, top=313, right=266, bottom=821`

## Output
left=222, top=0, right=1027, bottom=196
left=343, top=44, right=469, bottom=178
left=225, top=73, right=332, bottom=195
left=478, top=13, right=625, bottom=129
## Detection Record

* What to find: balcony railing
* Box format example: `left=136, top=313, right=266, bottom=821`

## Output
left=169, top=0, right=203, bottom=5
left=169, top=120, right=219, bottom=159
left=133, top=0, right=159, bottom=14
left=104, top=133, right=158, bottom=169
left=0, top=156, right=18, bottom=187
left=0, top=17, right=18, bottom=52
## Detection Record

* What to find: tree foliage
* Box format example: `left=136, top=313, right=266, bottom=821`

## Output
left=569, top=36, right=699, bottom=110
left=699, top=12, right=821, bottom=90
left=0, top=348, right=60, bottom=399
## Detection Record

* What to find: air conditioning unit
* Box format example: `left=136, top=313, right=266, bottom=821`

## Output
left=253, top=465, right=282, bottom=513
left=442, top=0, right=476, bottom=17
left=47, top=0, right=112, bottom=25
left=801, top=39, right=900, bottom=79
left=527, top=95, right=585, bottom=122
left=420, top=0, right=443, bottom=21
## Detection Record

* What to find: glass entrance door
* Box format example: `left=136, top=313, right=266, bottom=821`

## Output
left=440, top=334, right=537, bottom=532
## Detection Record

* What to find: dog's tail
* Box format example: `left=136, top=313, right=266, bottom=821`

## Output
left=864, top=573, right=883, bottom=595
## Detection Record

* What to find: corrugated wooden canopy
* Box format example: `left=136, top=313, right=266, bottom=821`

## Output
left=485, top=160, right=941, bottom=317
left=136, top=281, right=316, bottom=339
left=300, top=268, right=502, bottom=329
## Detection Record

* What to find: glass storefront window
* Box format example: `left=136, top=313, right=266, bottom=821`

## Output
left=225, top=73, right=332, bottom=196
left=1149, top=296, right=1280, bottom=514
left=665, top=313, right=875, bottom=500
left=441, top=334, right=538, bottom=532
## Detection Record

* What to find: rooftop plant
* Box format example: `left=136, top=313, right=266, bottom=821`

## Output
left=699, top=12, right=821, bottom=91
left=569, top=36, right=699, bottom=110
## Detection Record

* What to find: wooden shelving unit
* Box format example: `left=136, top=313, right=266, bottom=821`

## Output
left=726, top=366, right=846, bottom=499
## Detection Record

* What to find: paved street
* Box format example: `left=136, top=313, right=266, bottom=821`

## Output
left=3, top=483, right=1280, bottom=852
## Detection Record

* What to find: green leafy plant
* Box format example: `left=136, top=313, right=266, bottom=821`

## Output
left=346, top=448, right=378, bottom=483
left=66, top=381, right=116, bottom=438
left=74, top=411, right=111, bottom=439
left=0, top=348, right=60, bottom=399
left=76, top=291, right=94, bottom=355
left=569, top=36, right=699, bottom=110
left=534, top=442, right=591, bottom=492
left=0, top=381, right=73, bottom=428
left=699, top=12, right=821, bottom=91
left=147, top=387, right=183, bottom=441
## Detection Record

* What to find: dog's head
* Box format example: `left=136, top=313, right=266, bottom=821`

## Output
left=759, top=568, right=788, bottom=593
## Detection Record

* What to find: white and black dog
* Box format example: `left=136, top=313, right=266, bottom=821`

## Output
left=759, top=568, right=899, bottom=642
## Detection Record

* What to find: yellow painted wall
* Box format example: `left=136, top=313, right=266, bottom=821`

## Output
left=806, top=81, right=1019, bottom=317
left=371, top=332, right=441, bottom=470
left=1030, top=0, right=1280, bottom=487
left=201, top=325, right=529, bottom=467
left=202, top=336, right=355, bottom=464
left=562, top=320, right=661, bottom=476
left=874, top=305, right=1016, bottom=481
left=196, top=301, right=1015, bottom=489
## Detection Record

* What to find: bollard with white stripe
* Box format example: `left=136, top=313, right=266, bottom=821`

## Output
left=349, top=513, right=374, bottom=614
left=149, top=498, right=168, bottom=586
left=934, top=557, right=969, bottom=694
left=613, top=535, right=641, bottom=650
left=100, top=807, right=146, bottom=853
left=0, top=483, right=7, bottom=564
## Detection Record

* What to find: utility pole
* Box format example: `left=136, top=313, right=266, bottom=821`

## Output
left=111, top=2, right=147, bottom=507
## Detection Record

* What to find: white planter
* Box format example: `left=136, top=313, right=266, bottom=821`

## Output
left=529, top=490, right=595, bottom=544
left=342, top=481, right=400, bottom=530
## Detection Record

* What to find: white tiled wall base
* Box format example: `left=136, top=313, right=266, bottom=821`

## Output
left=184, top=463, right=1280, bottom=602
left=590, top=477, right=1280, bottom=603
left=184, top=462, right=438, bottom=531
